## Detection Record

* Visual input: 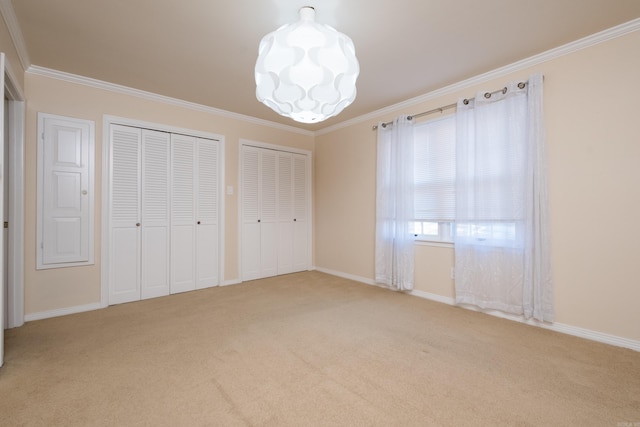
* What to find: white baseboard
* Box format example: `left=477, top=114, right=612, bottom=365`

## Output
left=411, top=291, right=640, bottom=352
left=314, top=268, right=640, bottom=352
left=24, top=279, right=241, bottom=322
left=312, top=266, right=376, bottom=286
left=410, top=289, right=455, bottom=305
left=542, top=322, right=640, bottom=352
left=24, top=302, right=103, bottom=322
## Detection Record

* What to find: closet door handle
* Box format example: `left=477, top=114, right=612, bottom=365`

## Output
left=197, top=221, right=201, bottom=225
left=258, top=219, right=261, bottom=223
left=293, top=218, right=297, bottom=222
left=136, top=223, right=141, bottom=227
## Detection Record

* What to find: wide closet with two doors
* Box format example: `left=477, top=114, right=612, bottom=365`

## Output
left=105, top=123, right=222, bottom=305
left=241, top=143, right=310, bottom=280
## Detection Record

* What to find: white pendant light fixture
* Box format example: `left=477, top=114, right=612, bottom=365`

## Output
left=255, top=6, right=359, bottom=124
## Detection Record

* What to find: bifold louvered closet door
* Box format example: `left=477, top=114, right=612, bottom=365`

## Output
left=171, top=134, right=219, bottom=294
left=108, top=124, right=220, bottom=305
left=241, top=145, right=309, bottom=281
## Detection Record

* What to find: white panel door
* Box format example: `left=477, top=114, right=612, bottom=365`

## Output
left=260, top=149, right=278, bottom=278
left=277, top=152, right=293, bottom=275
left=195, top=138, right=219, bottom=289
left=171, top=134, right=196, bottom=294
left=141, top=130, right=170, bottom=299
left=241, top=146, right=260, bottom=280
left=292, top=153, right=309, bottom=272
left=41, top=116, right=90, bottom=265
left=109, top=125, right=141, bottom=304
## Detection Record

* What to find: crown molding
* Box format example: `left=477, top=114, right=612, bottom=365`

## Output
left=14, top=13, right=640, bottom=138
left=26, top=65, right=316, bottom=137
left=0, top=0, right=31, bottom=72
left=317, top=17, right=640, bottom=136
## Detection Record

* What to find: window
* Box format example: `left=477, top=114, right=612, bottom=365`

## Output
left=413, top=115, right=455, bottom=242
left=412, top=110, right=520, bottom=246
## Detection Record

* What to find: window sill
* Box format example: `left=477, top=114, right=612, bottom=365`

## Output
left=414, top=239, right=454, bottom=249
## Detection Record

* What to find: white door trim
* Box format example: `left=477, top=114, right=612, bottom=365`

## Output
left=101, top=115, right=225, bottom=308
left=3, top=54, right=25, bottom=331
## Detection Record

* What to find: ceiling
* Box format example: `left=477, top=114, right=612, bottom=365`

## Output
left=8, top=0, right=640, bottom=131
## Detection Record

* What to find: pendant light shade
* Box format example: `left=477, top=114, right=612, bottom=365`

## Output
left=255, top=6, right=359, bottom=124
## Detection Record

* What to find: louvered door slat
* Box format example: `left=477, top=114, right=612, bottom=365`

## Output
left=260, top=150, right=277, bottom=223
left=171, top=135, right=195, bottom=224
left=111, top=126, right=140, bottom=224
left=197, top=138, right=218, bottom=223
left=142, top=130, right=169, bottom=224
left=278, top=152, right=292, bottom=221
left=242, top=147, right=259, bottom=223
left=293, top=154, right=307, bottom=222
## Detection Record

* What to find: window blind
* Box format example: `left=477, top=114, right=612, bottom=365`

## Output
left=414, top=115, right=456, bottom=221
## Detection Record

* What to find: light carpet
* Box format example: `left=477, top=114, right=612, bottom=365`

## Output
left=1, top=271, right=639, bottom=426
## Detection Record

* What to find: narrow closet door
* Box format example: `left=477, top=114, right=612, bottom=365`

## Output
left=140, top=130, right=170, bottom=299
left=241, top=146, right=260, bottom=280
left=195, top=138, right=219, bottom=289
left=171, top=134, right=196, bottom=294
left=292, top=153, right=309, bottom=272
left=277, top=152, right=294, bottom=275
left=109, top=125, right=141, bottom=304
left=39, top=115, right=91, bottom=266
left=260, top=149, right=278, bottom=278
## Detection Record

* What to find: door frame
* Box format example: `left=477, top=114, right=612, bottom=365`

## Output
left=101, top=115, right=225, bottom=307
left=3, top=54, right=25, bottom=330
left=1, top=53, right=26, bottom=367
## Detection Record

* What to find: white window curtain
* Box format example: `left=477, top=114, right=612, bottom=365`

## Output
left=454, top=73, right=553, bottom=322
left=375, top=115, right=415, bottom=291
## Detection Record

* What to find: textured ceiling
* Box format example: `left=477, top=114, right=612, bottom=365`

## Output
left=9, top=0, right=640, bottom=131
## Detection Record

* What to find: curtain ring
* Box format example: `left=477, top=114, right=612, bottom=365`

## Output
left=518, top=82, right=526, bottom=89
left=381, top=123, right=387, bottom=129
left=463, top=99, right=469, bottom=105
left=502, top=86, right=507, bottom=94
left=484, top=92, right=491, bottom=99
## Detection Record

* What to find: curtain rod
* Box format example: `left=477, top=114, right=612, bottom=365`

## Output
left=372, top=81, right=527, bottom=131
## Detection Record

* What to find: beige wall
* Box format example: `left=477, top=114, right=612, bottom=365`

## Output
left=23, top=73, right=314, bottom=315
left=315, top=30, right=640, bottom=342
